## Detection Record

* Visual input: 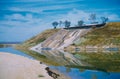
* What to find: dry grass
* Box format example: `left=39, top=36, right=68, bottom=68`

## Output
left=24, top=29, right=60, bottom=47
left=78, top=22, right=120, bottom=46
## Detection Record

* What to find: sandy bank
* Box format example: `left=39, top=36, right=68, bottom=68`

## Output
left=0, top=52, right=52, bottom=79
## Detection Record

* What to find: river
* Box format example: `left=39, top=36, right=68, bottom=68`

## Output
left=0, top=47, right=120, bottom=79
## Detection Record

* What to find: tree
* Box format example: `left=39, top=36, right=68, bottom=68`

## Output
left=101, top=17, right=108, bottom=23
left=89, top=13, right=97, bottom=24
left=64, top=20, right=71, bottom=28
left=52, top=21, right=58, bottom=29
left=78, top=20, right=84, bottom=26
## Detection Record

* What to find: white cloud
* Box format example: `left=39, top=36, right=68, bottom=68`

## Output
left=52, top=9, right=120, bottom=26
left=3, top=13, right=42, bottom=26
left=108, top=14, right=120, bottom=21
left=53, top=9, right=92, bottom=26
left=1, top=8, right=120, bottom=42
left=5, top=14, right=25, bottom=21
left=0, top=13, right=52, bottom=41
left=1, top=9, right=120, bottom=28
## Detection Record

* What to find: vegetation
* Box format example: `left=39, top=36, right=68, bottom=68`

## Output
left=15, top=22, right=120, bottom=71
left=52, top=14, right=108, bottom=29
left=24, top=29, right=59, bottom=47
left=89, top=13, right=97, bottom=24
left=52, top=20, right=71, bottom=28
left=52, top=21, right=59, bottom=29
left=77, top=20, right=84, bottom=26
left=75, top=22, right=120, bottom=46
left=72, top=52, right=120, bottom=72
left=15, top=28, right=61, bottom=66
left=64, top=20, right=71, bottom=28
left=101, top=17, right=109, bottom=23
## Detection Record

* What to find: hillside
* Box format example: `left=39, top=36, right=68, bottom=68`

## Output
left=16, top=22, right=120, bottom=50
left=15, top=22, right=120, bottom=65
left=74, top=22, right=120, bottom=46
left=36, top=29, right=91, bottom=49
left=23, top=29, right=59, bottom=47
left=15, top=29, right=61, bottom=66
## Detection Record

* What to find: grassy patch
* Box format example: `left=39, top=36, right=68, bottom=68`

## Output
left=76, top=22, right=120, bottom=46
left=24, top=29, right=60, bottom=47
left=72, top=52, right=120, bottom=72
left=38, top=75, right=44, bottom=77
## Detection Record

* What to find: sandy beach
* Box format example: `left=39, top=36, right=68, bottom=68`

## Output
left=0, top=52, right=53, bottom=79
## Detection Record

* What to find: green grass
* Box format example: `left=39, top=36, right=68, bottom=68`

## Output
left=76, top=22, right=120, bottom=46
left=38, top=75, right=44, bottom=77
left=72, top=52, right=120, bottom=72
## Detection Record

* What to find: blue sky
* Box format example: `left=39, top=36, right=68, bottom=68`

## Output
left=0, top=0, right=120, bottom=42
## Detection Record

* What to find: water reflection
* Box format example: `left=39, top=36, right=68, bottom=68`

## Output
left=74, top=47, right=120, bottom=53
left=36, top=49, right=120, bottom=73
left=0, top=47, right=120, bottom=79
left=49, top=66, right=120, bottom=79
left=40, top=50, right=87, bottom=66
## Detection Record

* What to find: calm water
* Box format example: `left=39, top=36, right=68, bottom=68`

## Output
left=0, top=47, right=33, bottom=59
left=50, top=66, right=120, bottom=79
left=0, top=47, right=120, bottom=79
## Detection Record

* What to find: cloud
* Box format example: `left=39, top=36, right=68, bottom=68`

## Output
left=1, top=9, right=120, bottom=28
left=0, top=9, right=120, bottom=42
left=1, top=13, right=42, bottom=27
left=52, top=9, right=120, bottom=26
left=0, top=13, right=51, bottom=42
left=58, top=9, right=89, bottom=25
left=52, top=9, right=95, bottom=26
left=108, top=14, right=120, bottom=21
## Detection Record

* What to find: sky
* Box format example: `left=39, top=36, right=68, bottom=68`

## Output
left=0, top=0, right=120, bottom=42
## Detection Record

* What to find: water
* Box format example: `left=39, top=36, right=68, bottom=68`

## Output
left=0, top=47, right=34, bottom=59
left=0, top=47, right=120, bottom=79
left=50, top=66, right=120, bottom=79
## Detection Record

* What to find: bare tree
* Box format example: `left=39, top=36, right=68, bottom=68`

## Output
left=64, top=20, right=71, bottom=28
left=89, top=13, right=97, bottom=24
left=78, top=20, right=84, bottom=26
left=52, top=21, right=58, bottom=29
left=101, top=17, right=109, bottom=23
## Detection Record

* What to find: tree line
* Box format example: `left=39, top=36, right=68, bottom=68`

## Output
left=52, top=14, right=108, bottom=29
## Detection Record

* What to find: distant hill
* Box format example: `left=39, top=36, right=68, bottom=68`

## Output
left=74, top=22, right=120, bottom=46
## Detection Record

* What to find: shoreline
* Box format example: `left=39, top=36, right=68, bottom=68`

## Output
left=0, top=52, right=70, bottom=79
left=0, top=52, right=52, bottom=79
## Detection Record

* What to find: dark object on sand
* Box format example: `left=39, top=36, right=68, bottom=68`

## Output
left=40, top=62, right=42, bottom=64
left=45, top=67, right=60, bottom=79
